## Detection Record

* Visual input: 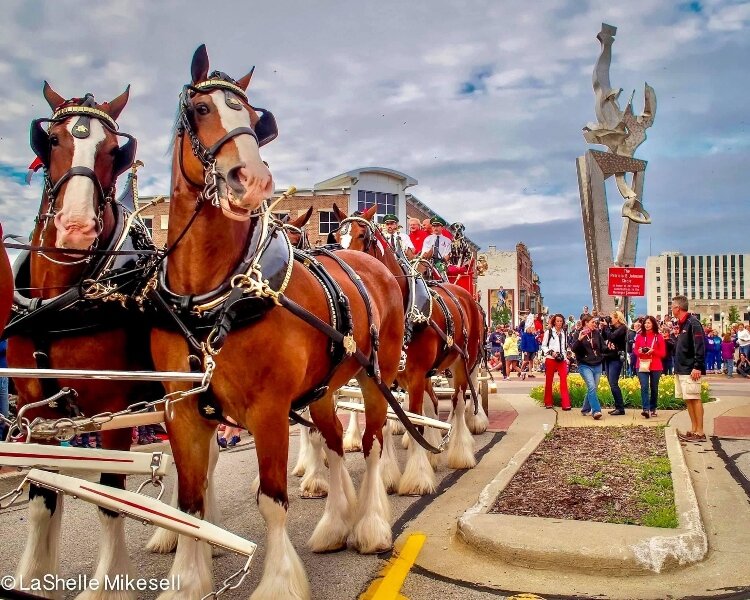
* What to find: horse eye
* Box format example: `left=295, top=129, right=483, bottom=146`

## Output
left=195, top=103, right=210, bottom=116
left=49, top=135, right=59, bottom=147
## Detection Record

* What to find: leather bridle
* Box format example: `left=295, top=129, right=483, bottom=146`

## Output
left=176, top=73, right=278, bottom=211
left=29, top=96, right=137, bottom=265
left=337, top=215, right=380, bottom=255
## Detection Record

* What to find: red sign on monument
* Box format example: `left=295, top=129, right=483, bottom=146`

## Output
left=608, top=267, right=646, bottom=297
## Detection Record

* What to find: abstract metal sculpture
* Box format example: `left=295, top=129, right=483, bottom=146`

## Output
left=577, top=23, right=657, bottom=313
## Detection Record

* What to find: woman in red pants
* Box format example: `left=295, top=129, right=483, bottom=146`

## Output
left=540, top=314, right=572, bottom=410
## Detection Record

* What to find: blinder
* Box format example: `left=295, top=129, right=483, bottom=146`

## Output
left=29, top=116, right=137, bottom=177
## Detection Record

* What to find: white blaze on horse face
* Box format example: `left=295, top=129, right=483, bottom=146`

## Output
left=211, top=90, right=273, bottom=212
left=53, top=119, right=105, bottom=250
left=339, top=224, right=352, bottom=249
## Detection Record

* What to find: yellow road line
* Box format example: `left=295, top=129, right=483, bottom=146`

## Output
left=360, top=533, right=426, bottom=600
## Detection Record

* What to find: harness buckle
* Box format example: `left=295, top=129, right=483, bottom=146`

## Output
left=342, top=334, right=356, bottom=356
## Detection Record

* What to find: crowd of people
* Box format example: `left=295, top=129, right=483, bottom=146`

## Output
left=487, top=296, right=748, bottom=441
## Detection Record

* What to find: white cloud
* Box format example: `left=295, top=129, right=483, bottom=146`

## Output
left=0, top=0, right=747, bottom=316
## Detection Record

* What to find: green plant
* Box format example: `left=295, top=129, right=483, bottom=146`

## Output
left=728, top=306, right=740, bottom=325
left=567, top=472, right=605, bottom=488
left=529, top=374, right=711, bottom=409
left=491, top=303, right=511, bottom=326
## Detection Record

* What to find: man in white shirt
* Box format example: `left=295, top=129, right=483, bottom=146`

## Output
left=737, top=322, right=750, bottom=360
left=421, top=216, right=452, bottom=275
left=382, top=214, right=415, bottom=259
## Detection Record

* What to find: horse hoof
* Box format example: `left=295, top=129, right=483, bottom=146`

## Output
left=300, top=490, right=328, bottom=499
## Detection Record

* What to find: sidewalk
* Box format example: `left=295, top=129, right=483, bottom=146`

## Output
left=396, top=380, right=750, bottom=599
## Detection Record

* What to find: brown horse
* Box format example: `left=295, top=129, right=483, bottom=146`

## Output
left=0, top=223, right=11, bottom=334
left=5, top=84, right=151, bottom=598
left=281, top=206, right=313, bottom=249
left=150, top=45, right=404, bottom=599
left=334, top=204, right=484, bottom=494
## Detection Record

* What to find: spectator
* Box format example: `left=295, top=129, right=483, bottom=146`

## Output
left=738, top=353, right=750, bottom=378
left=572, top=314, right=605, bottom=419
left=721, top=333, right=736, bottom=378
left=487, top=325, right=507, bottom=379
left=540, top=314, right=571, bottom=410
left=503, top=330, right=521, bottom=377
left=519, top=326, right=539, bottom=380
left=672, top=295, right=707, bottom=443
left=488, top=351, right=504, bottom=373
left=603, top=311, right=628, bottom=415
left=662, top=322, right=677, bottom=375
left=217, top=419, right=242, bottom=448
left=580, top=305, right=590, bottom=320
left=407, top=217, right=426, bottom=253
left=737, top=323, right=750, bottom=361
left=534, top=313, right=544, bottom=333
left=524, top=312, right=535, bottom=332
left=626, top=321, right=642, bottom=377
left=634, top=315, right=666, bottom=418
left=705, top=328, right=720, bottom=374
left=567, top=315, right=576, bottom=331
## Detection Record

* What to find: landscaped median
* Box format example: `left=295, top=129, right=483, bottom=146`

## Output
left=529, top=374, right=711, bottom=409
left=456, top=425, right=707, bottom=574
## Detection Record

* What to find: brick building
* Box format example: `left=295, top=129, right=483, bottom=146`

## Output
left=139, top=166, right=479, bottom=253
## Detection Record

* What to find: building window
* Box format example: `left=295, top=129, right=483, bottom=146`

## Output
left=656, top=276, right=660, bottom=282
left=357, top=190, right=397, bottom=222
left=656, top=286, right=661, bottom=293
left=656, top=305, right=661, bottom=314
left=656, top=266, right=660, bottom=273
left=319, top=211, right=339, bottom=235
left=656, top=296, right=661, bottom=302
left=141, top=217, right=153, bottom=237
left=160, top=215, right=169, bottom=229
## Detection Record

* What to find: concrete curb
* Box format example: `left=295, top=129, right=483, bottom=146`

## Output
left=457, top=427, right=707, bottom=574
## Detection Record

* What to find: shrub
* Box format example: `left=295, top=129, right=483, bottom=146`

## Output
left=529, top=374, right=710, bottom=409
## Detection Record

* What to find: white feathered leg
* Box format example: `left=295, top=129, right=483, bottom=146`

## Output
left=308, top=449, right=355, bottom=552
left=156, top=520, right=213, bottom=600
left=251, top=493, right=311, bottom=600
left=398, top=431, right=436, bottom=495
left=15, top=490, right=63, bottom=600
left=446, top=396, right=476, bottom=469
left=464, top=394, right=489, bottom=435
left=342, top=406, right=363, bottom=452
left=379, top=422, right=401, bottom=494
left=390, top=397, right=406, bottom=435
left=76, top=512, right=135, bottom=600
left=300, top=429, right=328, bottom=498
left=292, top=422, right=311, bottom=477
left=347, top=440, right=392, bottom=554
left=422, top=394, right=444, bottom=470
left=147, top=439, right=221, bottom=554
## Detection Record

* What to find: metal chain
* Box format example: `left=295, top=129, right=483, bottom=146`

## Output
left=11, top=355, right=216, bottom=442
left=201, top=557, right=253, bottom=600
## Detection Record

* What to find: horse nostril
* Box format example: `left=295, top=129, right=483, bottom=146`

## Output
left=226, top=164, right=246, bottom=196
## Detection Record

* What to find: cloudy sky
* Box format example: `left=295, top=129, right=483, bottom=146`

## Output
left=0, top=0, right=748, bottom=316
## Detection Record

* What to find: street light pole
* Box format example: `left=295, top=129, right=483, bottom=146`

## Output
left=720, top=311, right=726, bottom=334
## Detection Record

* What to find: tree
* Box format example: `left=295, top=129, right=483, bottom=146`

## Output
left=728, top=306, right=740, bottom=325
left=491, top=303, right=511, bottom=326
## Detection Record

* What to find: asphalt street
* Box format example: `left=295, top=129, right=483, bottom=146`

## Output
left=0, top=425, right=509, bottom=600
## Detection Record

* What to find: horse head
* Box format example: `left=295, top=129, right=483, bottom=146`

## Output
left=332, top=203, right=379, bottom=254
left=31, top=82, right=135, bottom=255
left=176, top=44, right=275, bottom=220
left=282, top=206, right=313, bottom=249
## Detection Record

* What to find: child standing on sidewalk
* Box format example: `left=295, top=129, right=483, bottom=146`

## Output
left=721, top=333, right=736, bottom=378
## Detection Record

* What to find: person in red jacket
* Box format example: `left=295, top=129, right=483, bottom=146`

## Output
left=633, top=315, right=666, bottom=418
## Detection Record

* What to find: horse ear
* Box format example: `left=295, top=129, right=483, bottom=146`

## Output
left=42, top=81, right=66, bottom=111
left=105, top=85, right=130, bottom=120
left=300, top=206, right=313, bottom=226
left=191, top=44, right=209, bottom=84
left=363, top=205, right=377, bottom=220
left=236, top=66, right=255, bottom=91
left=332, top=203, right=347, bottom=222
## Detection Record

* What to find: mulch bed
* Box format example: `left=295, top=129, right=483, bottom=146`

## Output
left=490, top=427, right=675, bottom=527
